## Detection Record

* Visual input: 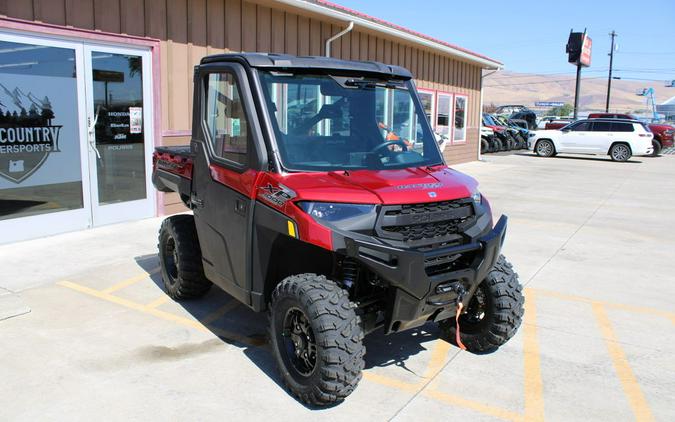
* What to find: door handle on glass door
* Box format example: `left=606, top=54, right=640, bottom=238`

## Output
left=88, top=106, right=102, bottom=159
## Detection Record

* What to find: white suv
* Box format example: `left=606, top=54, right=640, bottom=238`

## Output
left=528, top=119, right=653, bottom=162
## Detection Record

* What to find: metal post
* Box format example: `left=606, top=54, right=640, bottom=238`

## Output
left=573, top=63, right=581, bottom=119
left=605, top=30, right=617, bottom=112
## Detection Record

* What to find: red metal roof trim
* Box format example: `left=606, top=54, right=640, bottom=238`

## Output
left=314, top=0, right=502, bottom=66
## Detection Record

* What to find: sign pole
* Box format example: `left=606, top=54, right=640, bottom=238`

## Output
left=573, top=62, right=581, bottom=119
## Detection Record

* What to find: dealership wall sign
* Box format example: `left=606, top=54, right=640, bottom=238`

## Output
left=0, top=85, right=61, bottom=183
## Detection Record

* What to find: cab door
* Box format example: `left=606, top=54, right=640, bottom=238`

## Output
left=190, top=62, right=267, bottom=304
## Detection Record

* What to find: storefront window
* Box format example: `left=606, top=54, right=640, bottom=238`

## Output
left=417, top=90, right=434, bottom=125
left=0, top=41, right=83, bottom=221
left=436, top=94, right=452, bottom=136
left=454, top=95, right=467, bottom=142
left=91, top=52, right=146, bottom=204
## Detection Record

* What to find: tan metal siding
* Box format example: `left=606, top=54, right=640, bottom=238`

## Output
left=0, top=0, right=485, bottom=210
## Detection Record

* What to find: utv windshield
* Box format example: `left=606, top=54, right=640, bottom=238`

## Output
left=259, top=72, right=442, bottom=172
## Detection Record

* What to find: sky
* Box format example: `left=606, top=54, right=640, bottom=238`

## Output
left=332, top=0, right=675, bottom=85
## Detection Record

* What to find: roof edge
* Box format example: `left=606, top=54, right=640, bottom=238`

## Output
left=273, top=0, right=502, bottom=69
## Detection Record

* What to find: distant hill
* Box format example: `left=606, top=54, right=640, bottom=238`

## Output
left=483, top=71, right=673, bottom=114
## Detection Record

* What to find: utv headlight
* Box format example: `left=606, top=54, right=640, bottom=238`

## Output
left=298, top=202, right=376, bottom=223
left=471, top=190, right=482, bottom=205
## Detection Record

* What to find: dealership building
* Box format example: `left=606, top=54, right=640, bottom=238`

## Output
left=0, top=0, right=501, bottom=243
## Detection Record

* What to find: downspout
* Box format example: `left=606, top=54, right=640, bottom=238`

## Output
left=325, top=21, right=354, bottom=57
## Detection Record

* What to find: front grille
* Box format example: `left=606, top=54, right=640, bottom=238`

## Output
left=377, top=199, right=475, bottom=244
left=384, top=200, right=469, bottom=216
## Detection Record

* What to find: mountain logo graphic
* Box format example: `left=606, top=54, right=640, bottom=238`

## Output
left=0, top=83, right=61, bottom=184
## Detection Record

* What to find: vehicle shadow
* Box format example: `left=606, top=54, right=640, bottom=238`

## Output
left=514, top=152, right=643, bottom=163
left=134, top=254, right=450, bottom=409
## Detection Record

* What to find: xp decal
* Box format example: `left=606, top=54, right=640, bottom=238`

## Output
left=0, top=84, right=60, bottom=184
left=258, top=183, right=296, bottom=207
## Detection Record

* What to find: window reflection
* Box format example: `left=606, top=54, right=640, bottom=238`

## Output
left=92, top=52, right=146, bottom=205
left=0, top=41, right=83, bottom=221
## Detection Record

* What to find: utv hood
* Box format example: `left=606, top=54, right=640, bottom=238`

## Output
left=279, top=166, right=478, bottom=205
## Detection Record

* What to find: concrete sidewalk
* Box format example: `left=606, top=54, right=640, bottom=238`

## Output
left=1, top=152, right=674, bottom=421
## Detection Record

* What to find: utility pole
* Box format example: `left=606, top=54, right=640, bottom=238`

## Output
left=605, top=30, right=617, bottom=112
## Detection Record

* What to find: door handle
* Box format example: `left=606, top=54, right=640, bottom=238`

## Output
left=235, top=198, right=247, bottom=215
left=87, top=106, right=102, bottom=159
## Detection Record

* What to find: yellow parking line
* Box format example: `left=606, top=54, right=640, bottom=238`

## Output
left=362, top=372, right=420, bottom=393
left=529, top=288, right=675, bottom=324
left=57, top=280, right=263, bottom=347
left=523, top=291, right=545, bottom=422
left=424, top=389, right=523, bottom=422
left=423, top=339, right=453, bottom=378
left=592, top=303, right=655, bottom=422
left=102, top=267, right=161, bottom=294
left=364, top=372, right=522, bottom=421
left=144, top=295, right=171, bottom=309
left=201, top=300, right=240, bottom=325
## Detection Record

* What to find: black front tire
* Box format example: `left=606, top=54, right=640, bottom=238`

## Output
left=535, top=139, right=556, bottom=157
left=481, top=137, right=490, bottom=154
left=158, top=215, right=212, bottom=299
left=439, top=256, right=524, bottom=353
left=269, top=274, right=365, bottom=406
left=651, top=140, right=662, bottom=157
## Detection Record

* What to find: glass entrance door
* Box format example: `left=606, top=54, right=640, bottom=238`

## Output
left=84, top=45, right=154, bottom=226
left=0, top=32, right=91, bottom=243
left=0, top=31, right=155, bottom=244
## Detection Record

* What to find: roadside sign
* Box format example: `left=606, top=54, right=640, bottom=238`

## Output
left=580, top=35, right=592, bottom=67
left=535, top=102, right=565, bottom=107
left=566, top=32, right=592, bottom=68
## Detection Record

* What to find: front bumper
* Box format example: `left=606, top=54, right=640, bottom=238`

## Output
left=340, top=215, right=508, bottom=334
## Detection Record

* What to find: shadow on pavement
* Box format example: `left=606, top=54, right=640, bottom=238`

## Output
left=514, top=151, right=643, bottom=163
left=133, top=253, right=449, bottom=408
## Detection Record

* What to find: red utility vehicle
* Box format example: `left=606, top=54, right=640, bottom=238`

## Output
left=588, top=113, right=674, bottom=154
left=152, top=53, right=524, bottom=405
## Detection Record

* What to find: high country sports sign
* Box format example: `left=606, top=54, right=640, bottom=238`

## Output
left=0, top=86, right=61, bottom=184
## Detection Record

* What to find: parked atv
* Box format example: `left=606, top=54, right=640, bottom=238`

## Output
left=153, top=53, right=524, bottom=406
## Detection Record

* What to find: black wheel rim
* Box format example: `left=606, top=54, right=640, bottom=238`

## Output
left=162, top=236, right=178, bottom=285
left=281, top=307, right=317, bottom=377
left=460, top=284, right=489, bottom=329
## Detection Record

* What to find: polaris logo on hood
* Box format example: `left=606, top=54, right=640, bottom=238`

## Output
left=395, top=182, right=443, bottom=190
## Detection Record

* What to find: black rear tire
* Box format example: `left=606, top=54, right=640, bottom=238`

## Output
left=158, top=215, right=212, bottom=299
left=269, top=274, right=365, bottom=406
left=651, top=140, right=662, bottom=157
left=438, top=255, right=524, bottom=353
left=609, top=143, right=632, bottom=162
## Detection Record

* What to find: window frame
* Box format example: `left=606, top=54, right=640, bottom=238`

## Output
left=416, top=87, right=436, bottom=130
left=199, top=63, right=267, bottom=172
left=452, top=94, right=468, bottom=144
left=435, top=91, right=454, bottom=138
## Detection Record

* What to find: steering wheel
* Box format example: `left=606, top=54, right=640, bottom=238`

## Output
left=370, top=139, right=408, bottom=154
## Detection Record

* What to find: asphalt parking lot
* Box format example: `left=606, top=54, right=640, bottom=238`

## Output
left=1, top=152, right=674, bottom=421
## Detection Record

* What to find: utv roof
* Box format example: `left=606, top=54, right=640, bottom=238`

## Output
left=200, top=53, right=413, bottom=79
